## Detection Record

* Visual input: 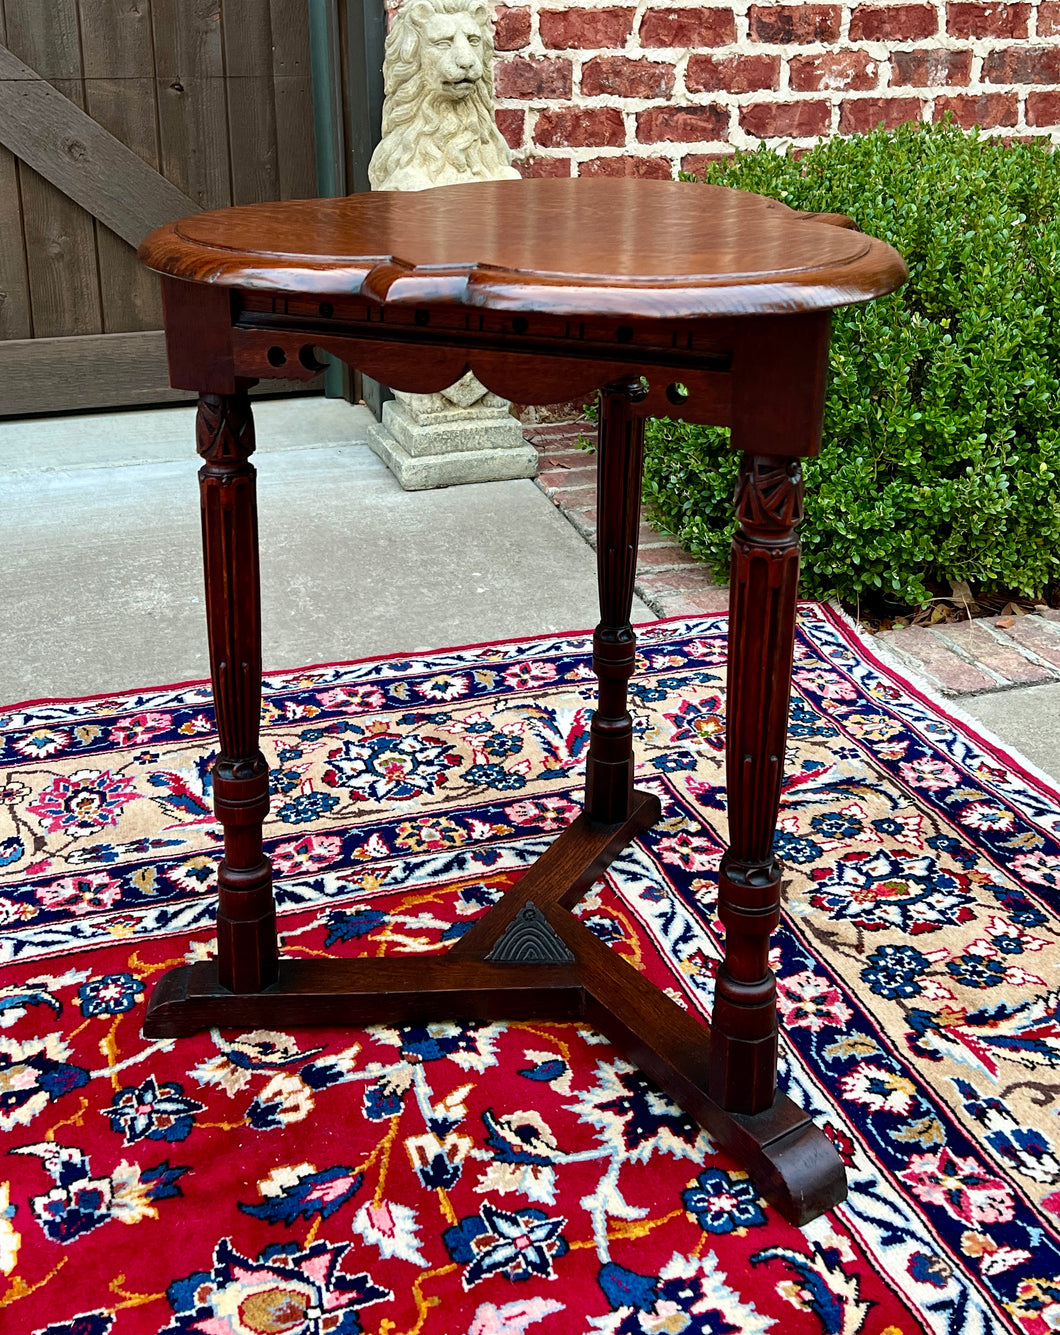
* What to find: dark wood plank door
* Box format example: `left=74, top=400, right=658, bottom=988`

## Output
left=0, top=0, right=320, bottom=417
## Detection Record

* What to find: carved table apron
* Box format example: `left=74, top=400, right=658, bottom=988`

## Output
left=138, top=177, right=906, bottom=1226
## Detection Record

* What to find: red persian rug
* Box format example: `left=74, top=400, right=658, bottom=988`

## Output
left=1, top=607, right=1058, bottom=1335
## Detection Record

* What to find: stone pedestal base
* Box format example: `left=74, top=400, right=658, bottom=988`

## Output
left=367, top=397, right=538, bottom=491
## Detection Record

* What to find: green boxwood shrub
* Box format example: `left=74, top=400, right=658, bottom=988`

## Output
left=644, top=121, right=1060, bottom=608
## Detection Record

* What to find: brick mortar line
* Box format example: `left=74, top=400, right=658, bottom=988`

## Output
left=922, top=623, right=1025, bottom=686
left=870, top=636, right=993, bottom=698
left=633, top=578, right=668, bottom=617
left=924, top=646, right=1009, bottom=690
left=499, top=81, right=1060, bottom=107
left=949, top=667, right=1060, bottom=696
left=878, top=631, right=1060, bottom=697
left=493, top=0, right=1060, bottom=159
left=934, top=619, right=1060, bottom=678
left=540, top=490, right=598, bottom=541
left=531, top=482, right=728, bottom=620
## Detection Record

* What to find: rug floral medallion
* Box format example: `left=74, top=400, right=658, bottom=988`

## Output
left=0, top=607, right=1058, bottom=1335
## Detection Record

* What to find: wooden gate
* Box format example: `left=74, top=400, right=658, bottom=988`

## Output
left=0, top=0, right=319, bottom=417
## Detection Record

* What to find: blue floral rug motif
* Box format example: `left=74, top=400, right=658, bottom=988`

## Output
left=0, top=607, right=1058, bottom=1334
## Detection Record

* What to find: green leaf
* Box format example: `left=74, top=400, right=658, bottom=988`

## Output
left=644, top=122, right=1060, bottom=608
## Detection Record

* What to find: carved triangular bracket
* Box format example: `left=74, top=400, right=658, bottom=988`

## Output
left=485, top=902, right=576, bottom=965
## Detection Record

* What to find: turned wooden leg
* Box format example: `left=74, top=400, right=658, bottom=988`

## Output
left=197, top=391, right=278, bottom=993
left=584, top=379, right=648, bottom=826
left=709, top=454, right=803, bottom=1114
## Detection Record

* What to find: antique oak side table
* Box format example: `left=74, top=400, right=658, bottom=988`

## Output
left=138, top=177, right=905, bottom=1226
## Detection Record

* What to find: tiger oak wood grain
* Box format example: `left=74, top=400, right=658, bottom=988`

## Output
left=140, top=176, right=904, bottom=319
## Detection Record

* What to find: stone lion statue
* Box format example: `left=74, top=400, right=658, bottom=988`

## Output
left=368, top=0, right=520, bottom=192
left=365, top=0, right=535, bottom=488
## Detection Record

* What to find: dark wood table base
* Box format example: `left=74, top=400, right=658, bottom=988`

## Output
left=141, top=383, right=846, bottom=1227
left=144, top=791, right=844, bottom=1226
left=137, top=178, right=906, bottom=1232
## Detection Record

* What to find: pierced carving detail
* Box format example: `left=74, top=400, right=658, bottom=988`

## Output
left=197, top=392, right=256, bottom=469
left=486, top=902, right=575, bottom=965
left=734, top=455, right=804, bottom=540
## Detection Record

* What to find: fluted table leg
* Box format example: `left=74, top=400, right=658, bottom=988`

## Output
left=709, top=454, right=804, bottom=1113
left=197, top=391, right=278, bottom=994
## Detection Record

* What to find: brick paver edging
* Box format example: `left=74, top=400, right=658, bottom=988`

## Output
left=527, top=423, right=730, bottom=618
left=875, top=610, right=1060, bottom=696
left=525, top=422, right=1060, bottom=700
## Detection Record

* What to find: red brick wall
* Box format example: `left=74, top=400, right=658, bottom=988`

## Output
left=474, top=0, right=1060, bottom=176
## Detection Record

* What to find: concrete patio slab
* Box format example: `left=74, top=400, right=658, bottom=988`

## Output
left=0, top=396, right=369, bottom=474
left=0, top=397, right=650, bottom=704
left=3, top=398, right=1057, bottom=792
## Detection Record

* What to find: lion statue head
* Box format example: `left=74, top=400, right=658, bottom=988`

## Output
left=368, top=0, right=521, bottom=191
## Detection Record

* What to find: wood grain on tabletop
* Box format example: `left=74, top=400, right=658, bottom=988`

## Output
left=139, top=177, right=907, bottom=318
